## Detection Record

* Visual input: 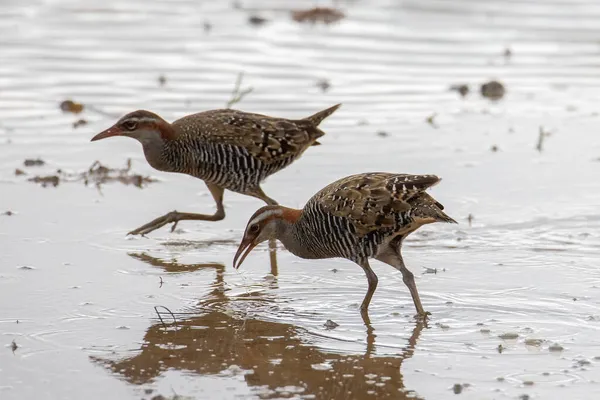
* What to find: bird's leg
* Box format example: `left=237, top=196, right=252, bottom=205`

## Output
left=247, top=185, right=278, bottom=206
left=128, top=184, right=225, bottom=236
left=356, top=258, right=378, bottom=320
left=268, top=239, right=278, bottom=276
left=376, top=244, right=429, bottom=319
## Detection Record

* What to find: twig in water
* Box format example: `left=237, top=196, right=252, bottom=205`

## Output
left=159, top=276, right=164, bottom=288
left=154, top=305, right=178, bottom=329
left=536, top=126, right=549, bottom=152
left=225, top=72, right=253, bottom=109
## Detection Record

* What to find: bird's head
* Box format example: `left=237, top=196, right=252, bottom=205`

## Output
left=233, top=205, right=300, bottom=269
left=91, top=110, right=174, bottom=144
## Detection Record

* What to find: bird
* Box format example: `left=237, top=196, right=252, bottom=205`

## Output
left=233, top=172, right=456, bottom=319
left=90, top=104, right=341, bottom=235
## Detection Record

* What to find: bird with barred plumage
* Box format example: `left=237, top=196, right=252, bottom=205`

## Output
left=234, top=172, right=456, bottom=319
left=91, top=104, right=340, bottom=235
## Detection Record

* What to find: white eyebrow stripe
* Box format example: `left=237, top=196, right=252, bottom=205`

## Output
left=248, top=209, right=281, bottom=226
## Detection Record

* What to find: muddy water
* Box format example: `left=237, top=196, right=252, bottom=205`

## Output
left=2, top=0, right=600, bottom=399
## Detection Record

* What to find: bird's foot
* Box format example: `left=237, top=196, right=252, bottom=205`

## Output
left=128, top=211, right=180, bottom=236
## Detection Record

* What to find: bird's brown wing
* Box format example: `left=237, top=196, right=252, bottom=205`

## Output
left=172, top=105, right=339, bottom=164
left=312, top=173, right=442, bottom=236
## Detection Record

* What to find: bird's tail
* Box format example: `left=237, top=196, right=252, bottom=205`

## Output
left=412, top=193, right=458, bottom=224
left=305, top=104, right=341, bottom=126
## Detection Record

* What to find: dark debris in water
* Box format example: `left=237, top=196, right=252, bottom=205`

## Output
left=324, top=319, right=339, bottom=330
left=425, top=113, right=438, bottom=128
left=2, top=210, right=13, bottom=216
left=158, top=74, right=167, bottom=86
left=60, top=99, right=84, bottom=114
left=480, top=80, right=505, bottom=100
left=292, top=7, right=345, bottom=24
left=450, top=84, right=469, bottom=97
left=315, top=79, right=331, bottom=93
left=248, top=15, right=268, bottom=26
left=25, top=159, right=157, bottom=190
left=72, top=119, right=88, bottom=129
left=15, top=168, right=25, bottom=176
left=10, top=340, right=18, bottom=353
left=24, top=158, right=45, bottom=167
left=28, top=175, right=60, bottom=187
left=536, top=126, right=551, bottom=152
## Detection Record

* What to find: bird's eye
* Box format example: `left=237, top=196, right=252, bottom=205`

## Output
left=248, top=224, right=259, bottom=234
left=122, top=120, right=138, bottom=131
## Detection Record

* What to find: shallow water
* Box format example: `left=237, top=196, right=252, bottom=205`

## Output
left=2, top=0, right=600, bottom=399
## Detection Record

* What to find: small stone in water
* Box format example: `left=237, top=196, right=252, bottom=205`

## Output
left=525, top=338, right=544, bottom=346
left=480, top=80, right=505, bottom=100
left=498, top=332, right=519, bottom=340
left=549, top=343, right=564, bottom=352
left=452, top=383, right=463, bottom=394
left=324, top=320, right=339, bottom=329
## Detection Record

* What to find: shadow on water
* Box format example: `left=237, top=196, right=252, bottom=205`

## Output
left=91, top=253, right=426, bottom=399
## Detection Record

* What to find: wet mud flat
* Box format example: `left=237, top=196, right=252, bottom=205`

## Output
left=2, top=0, right=600, bottom=399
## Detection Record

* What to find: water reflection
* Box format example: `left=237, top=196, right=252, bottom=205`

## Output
left=94, top=254, right=425, bottom=399
left=128, top=251, right=225, bottom=274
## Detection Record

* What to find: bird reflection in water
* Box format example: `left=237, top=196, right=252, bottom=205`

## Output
left=92, top=252, right=425, bottom=399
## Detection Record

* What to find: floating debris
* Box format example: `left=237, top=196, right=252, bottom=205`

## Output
left=425, top=113, right=437, bottom=128
left=2, top=210, right=13, bottom=216
left=423, top=267, right=437, bottom=274
left=25, top=159, right=157, bottom=190
left=467, top=214, right=474, bottom=227
left=10, top=340, right=18, bottom=353
left=225, top=72, right=253, bottom=109
left=60, top=99, right=84, bottom=114
left=72, top=119, right=88, bottom=129
left=14, top=168, right=25, bottom=176
left=23, top=158, right=45, bottom=167
left=497, top=344, right=504, bottom=353
left=480, top=80, right=505, bottom=100
left=490, top=145, right=499, bottom=152
left=523, top=381, right=534, bottom=386
left=292, top=7, right=345, bottom=24
left=376, top=131, right=389, bottom=138
left=203, top=21, right=212, bottom=33
left=536, top=126, right=550, bottom=152
left=324, top=319, right=339, bottom=330
left=316, top=79, right=331, bottom=92
left=28, top=175, right=60, bottom=187
left=504, top=47, right=512, bottom=59
left=450, top=84, right=469, bottom=97
left=248, top=15, right=268, bottom=26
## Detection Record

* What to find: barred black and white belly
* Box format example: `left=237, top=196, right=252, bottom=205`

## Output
left=161, top=140, right=296, bottom=193
left=290, top=203, right=415, bottom=262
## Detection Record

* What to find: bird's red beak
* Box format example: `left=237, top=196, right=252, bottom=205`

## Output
left=233, top=237, right=258, bottom=270
left=91, top=126, right=121, bottom=142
